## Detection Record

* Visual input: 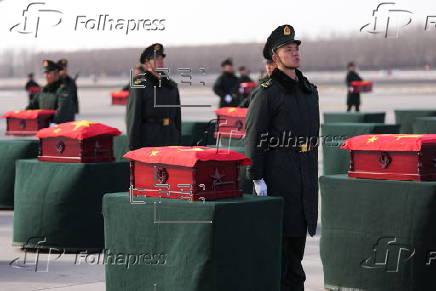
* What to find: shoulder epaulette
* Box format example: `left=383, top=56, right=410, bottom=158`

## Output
left=260, top=78, right=273, bottom=88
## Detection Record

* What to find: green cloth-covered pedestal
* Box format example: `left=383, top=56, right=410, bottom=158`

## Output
left=321, top=123, right=400, bottom=175
left=413, top=117, right=436, bottom=133
left=103, top=193, right=283, bottom=291
left=113, top=134, right=129, bottom=161
left=0, top=140, right=39, bottom=209
left=13, top=159, right=129, bottom=251
left=394, top=110, right=436, bottom=133
left=319, top=175, right=436, bottom=291
left=181, top=121, right=216, bottom=146
left=323, top=112, right=385, bottom=123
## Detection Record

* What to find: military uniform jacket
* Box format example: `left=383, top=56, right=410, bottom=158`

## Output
left=126, top=71, right=181, bottom=150
left=26, top=79, right=75, bottom=123
left=245, top=68, right=320, bottom=237
left=213, top=72, right=240, bottom=107
left=61, top=75, right=79, bottom=113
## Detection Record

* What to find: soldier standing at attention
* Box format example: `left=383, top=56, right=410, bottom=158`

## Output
left=245, top=25, right=320, bottom=291
left=126, top=43, right=181, bottom=150
left=58, top=59, right=79, bottom=114
left=24, top=73, right=40, bottom=102
left=26, top=60, right=75, bottom=124
left=237, top=66, right=253, bottom=83
left=213, top=58, right=240, bottom=107
left=345, top=62, right=363, bottom=112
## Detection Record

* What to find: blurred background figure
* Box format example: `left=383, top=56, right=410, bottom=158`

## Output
left=26, top=60, right=75, bottom=123
left=122, top=64, right=146, bottom=91
left=238, top=66, right=253, bottom=83
left=238, top=37, right=277, bottom=108
left=24, top=73, right=40, bottom=102
left=213, top=58, right=240, bottom=107
left=345, top=61, right=363, bottom=112
left=58, top=59, right=79, bottom=114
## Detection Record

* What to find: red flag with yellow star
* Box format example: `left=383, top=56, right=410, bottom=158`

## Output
left=214, top=107, right=248, bottom=118
left=123, top=146, right=251, bottom=167
left=341, top=134, right=436, bottom=151
left=36, top=120, right=121, bottom=140
left=2, top=109, right=56, bottom=119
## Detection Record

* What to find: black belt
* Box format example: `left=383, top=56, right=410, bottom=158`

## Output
left=143, top=117, right=171, bottom=126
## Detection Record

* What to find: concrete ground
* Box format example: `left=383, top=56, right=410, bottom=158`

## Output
left=1, top=72, right=436, bottom=290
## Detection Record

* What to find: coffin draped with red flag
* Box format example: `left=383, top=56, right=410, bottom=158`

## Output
left=123, top=146, right=252, bottom=201
left=36, top=120, right=121, bottom=163
left=341, top=134, right=436, bottom=181
left=2, top=109, right=56, bottom=136
left=111, top=90, right=129, bottom=105
left=214, top=107, right=248, bottom=140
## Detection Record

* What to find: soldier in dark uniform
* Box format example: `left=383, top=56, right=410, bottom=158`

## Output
left=213, top=58, right=240, bottom=107
left=126, top=43, right=181, bottom=150
left=345, top=62, right=363, bottom=112
left=26, top=60, right=75, bottom=124
left=58, top=59, right=79, bottom=114
left=245, top=25, right=320, bottom=291
left=238, top=66, right=253, bottom=83
left=238, top=36, right=277, bottom=108
left=122, top=64, right=146, bottom=91
left=24, top=73, right=40, bottom=102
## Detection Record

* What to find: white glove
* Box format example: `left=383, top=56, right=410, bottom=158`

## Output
left=224, top=94, right=232, bottom=103
left=253, top=179, right=267, bottom=196
left=49, top=123, right=57, bottom=127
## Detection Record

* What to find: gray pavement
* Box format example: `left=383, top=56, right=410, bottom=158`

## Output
left=1, top=75, right=436, bottom=290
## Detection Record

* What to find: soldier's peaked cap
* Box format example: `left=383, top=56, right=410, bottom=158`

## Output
left=268, top=25, right=301, bottom=53
left=140, top=43, right=166, bottom=64
left=42, top=60, right=61, bottom=72
left=57, top=59, right=68, bottom=69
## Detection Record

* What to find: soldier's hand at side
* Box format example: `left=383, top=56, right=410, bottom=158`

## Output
left=253, top=179, right=267, bottom=196
left=224, top=94, right=233, bottom=103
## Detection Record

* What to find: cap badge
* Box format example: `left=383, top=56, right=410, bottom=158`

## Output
left=154, top=44, right=161, bottom=50
left=43, top=60, right=49, bottom=67
left=284, top=26, right=291, bottom=35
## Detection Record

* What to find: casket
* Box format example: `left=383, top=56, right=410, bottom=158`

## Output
left=2, top=110, right=55, bottom=136
left=36, top=121, right=121, bottom=163
left=341, top=134, right=436, bottom=181
left=111, top=90, right=129, bottom=105
left=214, top=107, right=248, bottom=140
left=350, top=81, right=373, bottom=93
left=123, top=146, right=251, bottom=201
left=239, top=82, right=257, bottom=95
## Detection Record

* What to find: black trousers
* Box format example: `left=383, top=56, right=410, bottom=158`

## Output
left=281, top=236, right=307, bottom=291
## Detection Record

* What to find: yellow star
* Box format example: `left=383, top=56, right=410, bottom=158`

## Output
left=72, top=120, right=93, bottom=131
left=395, top=134, right=423, bottom=140
left=150, top=151, right=160, bottom=156
left=227, top=108, right=237, bottom=112
left=53, top=128, right=61, bottom=134
left=14, top=110, right=21, bottom=113
left=178, top=148, right=206, bottom=152
left=367, top=136, right=378, bottom=143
